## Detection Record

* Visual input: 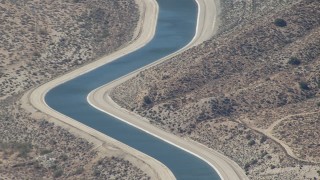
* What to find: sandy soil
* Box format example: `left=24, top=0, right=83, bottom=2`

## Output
left=88, top=0, right=248, bottom=180
left=25, top=0, right=175, bottom=179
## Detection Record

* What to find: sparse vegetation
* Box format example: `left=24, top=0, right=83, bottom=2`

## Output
left=0, top=0, right=139, bottom=101
left=274, top=113, right=320, bottom=162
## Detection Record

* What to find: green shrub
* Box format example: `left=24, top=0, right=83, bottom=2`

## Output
left=60, top=154, right=68, bottom=161
left=17, top=143, right=32, bottom=157
left=244, top=159, right=258, bottom=171
left=93, top=169, right=101, bottom=177
left=244, top=163, right=250, bottom=171
left=260, top=151, right=268, bottom=158
left=40, top=149, right=52, bottom=155
left=288, top=57, right=301, bottom=65
left=143, top=96, right=152, bottom=105
left=245, top=134, right=251, bottom=140
left=74, top=166, right=84, bottom=175
left=274, top=18, right=287, bottom=27
left=248, top=140, right=256, bottom=146
left=251, top=159, right=258, bottom=165
left=53, top=169, right=63, bottom=178
left=299, top=82, right=310, bottom=90
left=51, top=164, right=57, bottom=170
left=260, top=136, right=267, bottom=143
left=39, top=28, right=48, bottom=35
left=33, top=51, right=41, bottom=57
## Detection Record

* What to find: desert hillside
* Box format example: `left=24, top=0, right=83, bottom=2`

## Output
left=112, top=0, right=320, bottom=179
left=0, top=0, right=137, bottom=100
left=0, top=0, right=150, bottom=179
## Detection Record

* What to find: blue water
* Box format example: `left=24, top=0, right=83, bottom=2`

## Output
left=46, top=0, right=220, bottom=179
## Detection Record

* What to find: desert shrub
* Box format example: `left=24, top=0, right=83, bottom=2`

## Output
left=34, top=162, right=42, bottom=169
left=93, top=168, right=101, bottom=177
left=244, top=163, right=250, bottom=171
left=17, top=143, right=33, bottom=158
left=245, top=134, right=252, bottom=140
left=53, top=169, right=63, bottom=178
left=39, top=28, right=48, bottom=35
left=100, top=31, right=109, bottom=39
left=33, top=51, right=41, bottom=57
left=251, top=159, right=258, bottom=165
left=260, top=151, right=268, bottom=158
left=40, top=149, right=52, bottom=155
left=288, top=57, right=301, bottom=65
left=248, top=139, right=256, bottom=146
left=299, top=81, right=310, bottom=90
left=244, top=159, right=258, bottom=171
left=97, top=159, right=103, bottom=165
left=260, top=136, right=267, bottom=143
left=274, top=18, right=287, bottom=27
left=60, top=154, right=68, bottom=161
left=51, top=164, right=57, bottom=170
left=143, top=96, right=152, bottom=105
left=317, top=102, right=320, bottom=107
left=74, top=166, right=84, bottom=175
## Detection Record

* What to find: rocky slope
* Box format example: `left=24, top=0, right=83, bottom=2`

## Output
left=111, top=0, right=320, bottom=179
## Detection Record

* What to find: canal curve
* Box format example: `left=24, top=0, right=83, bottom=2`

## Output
left=45, top=0, right=220, bottom=179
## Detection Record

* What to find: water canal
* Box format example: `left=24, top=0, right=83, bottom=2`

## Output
left=46, top=0, right=220, bottom=179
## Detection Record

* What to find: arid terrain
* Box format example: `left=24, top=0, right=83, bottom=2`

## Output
left=111, top=0, right=320, bottom=179
left=0, top=0, right=151, bottom=179
left=0, top=0, right=138, bottom=100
